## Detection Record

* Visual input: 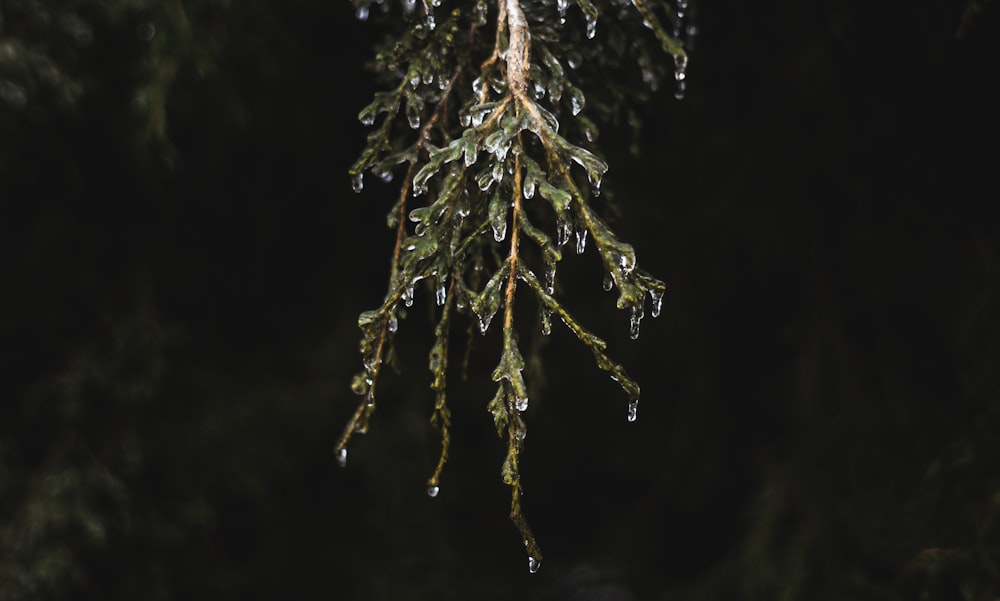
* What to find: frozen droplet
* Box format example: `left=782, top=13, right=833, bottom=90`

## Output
left=404, top=0, right=417, bottom=12
left=586, top=17, right=597, bottom=39
left=650, top=289, right=664, bottom=318
left=356, top=5, right=369, bottom=20
left=407, top=109, right=421, bottom=129
left=351, top=173, right=364, bottom=193
left=569, top=89, right=584, bottom=116
left=540, top=308, right=552, bottom=336
left=427, top=485, right=440, bottom=497
left=403, top=286, right=415, bottom=307
left=492, top=220, right=507, bottom=243
left=464, top=146, right=477, bottom=167
left=460, top=112, right=471, bottom=127
left=380, top=171, right=393, bottom=183
left=544, top=266, right=556, bottom=295
left=492, top=160, right=504, bottom=183
left=515, top=427, right=526, bottom=441
left=528, top=556, right=541, bottom=573
left=423, top=71, right=435, bottom=85
left=629, top=305, right=644, bottom=340
left=674, top=80, right=686, bottom=100
left=337, top=448, right=348, bottom=468
left=426, top=13, right=436, bottom=30
left=523, top=177, right=536, bottom=200
left=478, top=312, right=494, bottom=334
left=627, top=399, right=638, bottom=422
left=360, top=112, right=375, bottom=126
left=618, top=251, right=636, bottom=275
left=557, top=220, right=572, bottom=247
left=602, top=274, right=614, bottom=291
left=557, top=0, right=569, bottom=23
left=388, top=313, right=398, bottom=332
left=575, top=229, right=588, bottom=254
left=410, top=75, right=421, bottom=89
left=516, top=397, right=528, bottom=412
left=436, top=282, right=447, bottom=306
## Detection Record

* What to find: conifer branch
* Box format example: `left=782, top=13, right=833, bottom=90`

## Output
left=342, top=0, right=691, bottom=571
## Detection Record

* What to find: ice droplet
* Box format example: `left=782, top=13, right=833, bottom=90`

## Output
left=650, top=288, right=664, bottom=318
left=674, top=80, right=686, bottom=100
left=407, top=109, right=421, bottom=129
left=492, top=220, right=507, bottom=243
left=460, top=112, right=471, bottom=127
left=575, top=228, right=588, bottom=254
left=478, top=312, right=494, bottom=334
left=528, top=556, right=541, bottom=573
left=337, top=448, right=348, bottom=468
left=351, top=173, right=364, bottom=193
left=569, top=89, right=584, bottom=116
left=557, top=0, right=568, bottom=23
left=629, top=305, right=644, bottom=340
left=557, top=220, right=572, bottom=247
left=427, top=485, right=440, bottom=497
left=388, top=313, right=398, bottom=332
left=516, top=397, right=528, bottom=412
left=627, top=399, right=638, bottom=422
left=602, top=274, right=614, bottom=291
left=436, top=281, right=447, bottom=306
left=523, top=177, right=536, bottom=200
left=544, top=266, right=556, bottom=295
left=356, top=5, right=369, bottom=20
left=586, top=17, right=597, bottom=39
left=540, top=308, right=552, bottom=336
left=403, top=286, right=415, bottom=307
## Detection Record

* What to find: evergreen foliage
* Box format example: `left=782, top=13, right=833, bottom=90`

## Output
left=336, top=0, right=689, bottom=569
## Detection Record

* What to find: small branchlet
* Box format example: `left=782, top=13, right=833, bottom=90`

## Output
left=338, top=0, right=689, bottom=572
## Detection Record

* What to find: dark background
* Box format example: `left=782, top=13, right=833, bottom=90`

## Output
left=2, top=0, right=999, bottom=599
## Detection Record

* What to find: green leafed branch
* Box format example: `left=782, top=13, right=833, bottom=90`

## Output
left=336, top=0, right=689, bottom=571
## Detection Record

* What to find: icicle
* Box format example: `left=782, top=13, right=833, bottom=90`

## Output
left=337, top=448, right=348, bottom=468
left=627, top=399, right=638, bottom=422
left=557, top=0, right=568, bottom=24
left=629, top=305, right=644, bottom=340
left=436, top=279, right=447, bottom=306
left=585, top=16, right=597, bottom=39
left=557, top=220, right=572, bottom=247
left=575, top=228, right=588, bottom=254
left=544, top=265, right=556, bottom=295
left=403, top=285, right=415, bottom=307
left=650, top=288, right=664, bottom=318
left=528, top=556, right=541, bottom=574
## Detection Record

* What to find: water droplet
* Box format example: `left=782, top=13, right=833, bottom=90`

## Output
left=360, top=113, right=375, bottom=126
left=602, top=274, right=614, bottom=291
left=528, top=556, right=541, bottom=573
left=523, top=177, right=536, bottom=200
left=410, top=75, right=421, bottom=89
left=516, top=397, right=528, bottom=412
left=479, top=312, right=494, bottom=334
left=492, top=220, right=507, bottom=243
left=436, top=282, right=447, bottom=306
left=557, top=220, right=572, bottom=247
left=627, top=399, right=638, bottom=422
left=356, top=5, right=369, bottom=20
left=403, top=286, right=415, bottom=307
left=586, top=17, right=597, bottom=39
left=427, top=485, right=440, bottom=497
left=629, top=305, right=644, bottom=340
left=575, top=229, right=588, bottom=255
left=351, top=173, right=364, bottom=193
left=337, top=448, right=348, bottom=468
left=650, top=289, right=664, bottom=318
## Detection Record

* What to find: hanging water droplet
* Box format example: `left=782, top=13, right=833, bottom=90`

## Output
left=650, top=288, right=664, bottom=318
left=523, top=177, right=536, bottom=200
left=575, top=228, right=588, bottom=255
left=427, top=485, right=440, bottom=497
left=351, top=173, right=364, bottom=193
left=528, top=556, right=541, bottom=573
left=627, top=399, right=638, bottom=422
left=557, top=220, right=572, bottom=247
left=436, top=282, right=447, bottom=306
left=515, top=397, right=529, bottom=412
left=337, top=448, right=348, bottom=468
left=602, top=274, right=614, bottom=291
left=403, top=286, right=415, bottom=307
left=629, top=305, right=644, bottom=340
left=557, top=0, right=568, bottom=23
left=356, top=5, right=369, bottom=20
left=544, top=266, right=556, bottom=295
left=479, top=312, right=494, bottom=334
left=492, top=220, right=507, bottom=243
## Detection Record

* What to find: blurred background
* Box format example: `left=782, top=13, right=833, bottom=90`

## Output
left=2, top=0, right=999, bottom=599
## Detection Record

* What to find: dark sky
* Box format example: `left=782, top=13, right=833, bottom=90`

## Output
left=2, top=0, right=999, bottom=599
